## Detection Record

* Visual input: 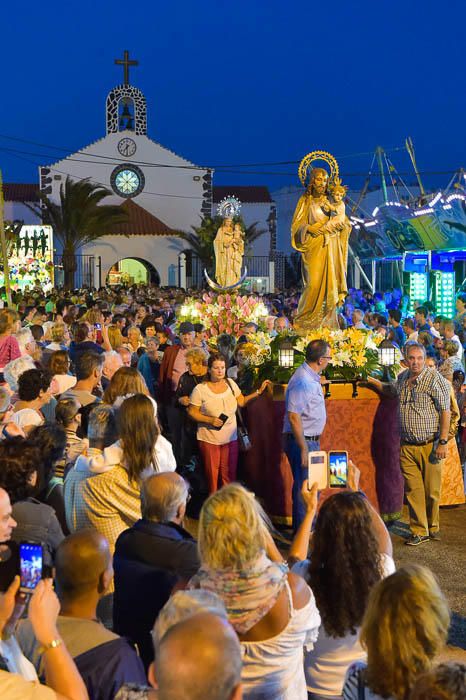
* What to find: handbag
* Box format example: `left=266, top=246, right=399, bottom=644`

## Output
left=226, top=379, right=252, bottom=452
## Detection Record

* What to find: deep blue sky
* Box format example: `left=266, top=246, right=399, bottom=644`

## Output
left=2, top=0, right=465, bottom=194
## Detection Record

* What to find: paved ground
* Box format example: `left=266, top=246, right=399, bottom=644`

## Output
left=390, top=504, right=466, bottom=650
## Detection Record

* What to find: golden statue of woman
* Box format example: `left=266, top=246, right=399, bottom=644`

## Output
left=291, top=166, right=351, bottom=331
left=213, top=217, right=235, bottom=287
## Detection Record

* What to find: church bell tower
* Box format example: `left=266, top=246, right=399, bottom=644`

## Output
left=106, top=50, right=147, bottom=136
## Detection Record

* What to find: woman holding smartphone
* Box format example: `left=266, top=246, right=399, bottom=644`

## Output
left=289, top=466, right=394, bottom=700
left=188, top=353, right=269, bottom=493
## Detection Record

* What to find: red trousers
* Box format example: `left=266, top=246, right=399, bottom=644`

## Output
left=198, top=439, right=239, bottom=493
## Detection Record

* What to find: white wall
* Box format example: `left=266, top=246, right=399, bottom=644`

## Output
left=3, top=202, right=40, bottom=224
left=239, top=202, right=273, bottom=256
left=43, top=133, right=208, bottom=233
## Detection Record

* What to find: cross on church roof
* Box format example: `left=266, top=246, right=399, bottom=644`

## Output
left=114, top=50, right=138, bottom=85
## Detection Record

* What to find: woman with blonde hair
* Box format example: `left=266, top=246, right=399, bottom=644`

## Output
left=66, top=395, right=175, bottom=560
left=46, top=322, right=69, bottom=351
left=124, top=325, right=144, bottom=364
left=191, top=483, right=321, bottom=699
left=0, top=309, right=21, bottom=379
left=342, top=564, right=450, bottom=700
left=103, top=366, right=150, bottom=405
left=107, top=324, right=124, bottom=350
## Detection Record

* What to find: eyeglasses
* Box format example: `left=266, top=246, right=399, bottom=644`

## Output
left=322, top=355, right=332, bottom=360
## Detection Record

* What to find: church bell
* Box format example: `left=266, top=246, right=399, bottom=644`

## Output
left=120, top=103, right=132, bottom=119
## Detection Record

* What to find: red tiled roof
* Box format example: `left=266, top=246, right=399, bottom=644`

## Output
left=3, top=183, right=40, bottom=202
left=111, top=199, right=177, bottom=236
left=213, top=185, right=273, bottom=204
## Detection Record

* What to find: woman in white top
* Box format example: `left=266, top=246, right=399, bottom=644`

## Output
left=188, top=352, right=269, bottom=493
left=289, top=465, right=395, bottom=700
left=11, top=368, right=53, bottom=434
left=190, top=483, right=321, bottom=700
left=48, top=350, right=77, bottom=396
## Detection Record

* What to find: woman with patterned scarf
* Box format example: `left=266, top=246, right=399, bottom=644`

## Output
left=190, top=483, right=321, bottom=700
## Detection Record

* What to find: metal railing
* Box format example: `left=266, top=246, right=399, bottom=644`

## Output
left=54, top=254, right=101, bottom=289
left=179, top=252, right=276, bottom=289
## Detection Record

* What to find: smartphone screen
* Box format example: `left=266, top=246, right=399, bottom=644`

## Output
left=308, top=451, right=328, bottom=490
left=94, top=323, right=102, bottom=330
left=328, top=451, right=348, bottom=488
left=19, top=543, right=43, bottom=593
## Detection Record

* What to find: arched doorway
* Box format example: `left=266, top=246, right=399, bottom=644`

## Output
left=107, top=257, right=160, bottom=286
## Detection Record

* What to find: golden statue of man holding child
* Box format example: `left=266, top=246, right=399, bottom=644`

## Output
left=291, top=150, right=352, bottom=331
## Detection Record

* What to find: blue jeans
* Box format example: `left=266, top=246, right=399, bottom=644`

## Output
left=284, top=434, right=320, bottom=531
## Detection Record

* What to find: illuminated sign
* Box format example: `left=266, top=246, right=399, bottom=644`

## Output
left=0, top=225, right=54, bottom=291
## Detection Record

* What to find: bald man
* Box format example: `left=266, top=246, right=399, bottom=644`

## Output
left=17, top=531, right=146, bottom=700
left=113, top=472, right=200, bottom=669
left=153, top=612, right=242, bottom=700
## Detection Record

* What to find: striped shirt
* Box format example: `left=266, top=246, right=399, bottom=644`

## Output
left=396, top=367, right=450, bottom=444
left=343, top=662, right=388, bottom=699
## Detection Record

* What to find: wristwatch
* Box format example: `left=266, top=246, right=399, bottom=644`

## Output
left=38, top=638, right=62, bottom=654
left=438, top=439, right=448, bottom=445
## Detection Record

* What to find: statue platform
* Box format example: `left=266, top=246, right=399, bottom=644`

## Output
left=238, top=383, right=405, bottom=524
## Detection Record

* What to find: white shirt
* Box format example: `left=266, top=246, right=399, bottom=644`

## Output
left=449, top=334, right=463, bottom=361
left=0, top=671, right=54, bottom=700
left=52, top=374, right=77, bottom=395
left=293, top=554, right=396, bottom=696
left=241, top=580, right=321, bottom=700
left=0, top=636, right=38, bottom=681
left=190, top=380, right=241, bottom=445
left=11, top=409, right=43, bottom=430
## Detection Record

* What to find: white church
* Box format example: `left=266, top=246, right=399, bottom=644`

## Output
left=5, top=51, right=276, bottom=289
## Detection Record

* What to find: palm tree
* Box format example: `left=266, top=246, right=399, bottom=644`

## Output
left=26, top=177, right=127, bottom=289
left=176, top=215, right=267, bottom=274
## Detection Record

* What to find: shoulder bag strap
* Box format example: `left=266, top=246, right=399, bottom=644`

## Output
left=225, top=378, right=247, bottom=429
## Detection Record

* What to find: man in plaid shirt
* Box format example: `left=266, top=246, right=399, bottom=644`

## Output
left=369, top=343, right=450, bottom=546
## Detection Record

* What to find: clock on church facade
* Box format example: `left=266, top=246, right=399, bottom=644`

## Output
left=110, top=163, right=145, bottom=198
left=118, top=137, right=137, bottom=157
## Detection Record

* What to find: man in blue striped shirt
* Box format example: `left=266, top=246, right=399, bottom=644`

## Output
left=283, top=339, right=330, bottom=530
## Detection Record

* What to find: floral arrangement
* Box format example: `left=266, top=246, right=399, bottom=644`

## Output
left=255, top=328, right=399, bottom=384
left=293, top=327, right=388, bottom=381
left=177, top=292, right=269, bottom=337
left=210, top=333, right=272, bottom=366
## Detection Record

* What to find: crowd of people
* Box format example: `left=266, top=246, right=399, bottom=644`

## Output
left=0, top=281, right=464, bottom=699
